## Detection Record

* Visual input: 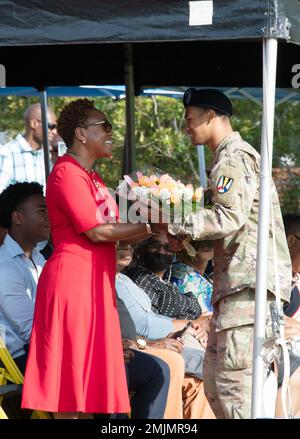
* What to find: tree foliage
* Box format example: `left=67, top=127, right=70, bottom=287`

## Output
left=0, top=94, right=299, bottom=213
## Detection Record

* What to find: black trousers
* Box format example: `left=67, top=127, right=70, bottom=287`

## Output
left=103, top=350, right=170, bottom=420
left=126, top=350, right=170, bottom=419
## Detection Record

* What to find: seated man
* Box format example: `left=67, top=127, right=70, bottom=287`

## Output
left=116, top=243, right=214, bottom=419
left=0, top=182, right=49, bottom=373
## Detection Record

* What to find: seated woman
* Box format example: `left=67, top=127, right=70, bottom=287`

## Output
left=125, top=233, right=202, bottom=320
left=116, top=243, right=214, bottom=419
left=166, top=239, right=214, bottom=314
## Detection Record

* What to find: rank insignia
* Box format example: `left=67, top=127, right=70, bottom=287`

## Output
left=216, top=176, right=233, bottom=193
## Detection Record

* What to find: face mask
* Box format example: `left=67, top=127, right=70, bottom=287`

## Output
left=140, top=252, right=173, bottom=273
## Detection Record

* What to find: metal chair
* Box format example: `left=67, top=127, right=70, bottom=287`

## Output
left=0, top=336, right=51, bottom=419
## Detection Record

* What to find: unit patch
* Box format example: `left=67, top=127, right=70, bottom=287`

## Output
left=216, top=175, right=234, bottom=194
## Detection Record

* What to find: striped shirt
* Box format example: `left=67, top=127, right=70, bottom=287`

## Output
left=0, top=134, right=45, bottom=193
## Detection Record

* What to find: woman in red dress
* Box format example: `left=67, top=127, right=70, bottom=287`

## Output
left=21, top=99, right=151, bottom=418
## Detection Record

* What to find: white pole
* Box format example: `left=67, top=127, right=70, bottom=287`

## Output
left=251, top=38, right=278, bottom=419
left=196, top=144, right=207, bottom=188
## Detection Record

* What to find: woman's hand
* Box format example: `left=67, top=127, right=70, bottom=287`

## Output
left=148, top=336, right=183, bottom=354
left=191, top=313, right=211, bottom=335
left=122, top=339, right=137, bottom=363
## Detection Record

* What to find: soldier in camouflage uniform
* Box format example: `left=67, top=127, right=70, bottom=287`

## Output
left=167, top=88, right=292, bottom=418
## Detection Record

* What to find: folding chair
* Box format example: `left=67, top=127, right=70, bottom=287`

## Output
left=0, top=336, right=51, bottom=419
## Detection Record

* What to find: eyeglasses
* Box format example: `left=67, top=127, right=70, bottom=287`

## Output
left=83, top=120, right=112, bottom=133
left=47, top=123, right=57, bottom=131
left=37, top=120, right=57, bottom=131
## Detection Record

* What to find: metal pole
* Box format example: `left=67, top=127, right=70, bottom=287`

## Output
left=39, top=89, right=51, bottom=181
left=251, top=38, right=278, bottom=419
left=196, top=144, right=207, bottom=188
left=123, top=43, right=136, bottom=175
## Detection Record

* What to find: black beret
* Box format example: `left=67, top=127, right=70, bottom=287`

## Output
left=183, top=88, right=233, bottom=117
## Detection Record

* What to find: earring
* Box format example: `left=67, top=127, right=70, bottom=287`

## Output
left=82, top=140, right=86, bottom=144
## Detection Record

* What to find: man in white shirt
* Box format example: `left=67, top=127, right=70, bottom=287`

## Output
left=0, top=103, right=57, bottom=194
left=0, top=182, right=50, bottom=373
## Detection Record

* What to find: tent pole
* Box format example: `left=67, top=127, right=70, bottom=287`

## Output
left=39, top=89, right=51, bottom=182
left=123, top=43, right=136, bottom=175
left=251, top=37, right=278, bottom=419
left=196, top=144, right=207, bottom=188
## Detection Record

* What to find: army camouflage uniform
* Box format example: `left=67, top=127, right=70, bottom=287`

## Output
left=169, top=132, right=292, bottom=418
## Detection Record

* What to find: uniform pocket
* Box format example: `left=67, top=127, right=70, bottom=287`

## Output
left=218, top=325, right=253, bottom=370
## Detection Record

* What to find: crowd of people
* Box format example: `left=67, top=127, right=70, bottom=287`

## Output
left=0, top=90, right=299, bottom=419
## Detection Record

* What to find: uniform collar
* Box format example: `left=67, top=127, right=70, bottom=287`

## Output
left=214, top=131, right=241, bottom=157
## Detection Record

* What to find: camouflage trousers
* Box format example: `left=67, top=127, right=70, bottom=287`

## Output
left=203, top=288, right=274, bottom=419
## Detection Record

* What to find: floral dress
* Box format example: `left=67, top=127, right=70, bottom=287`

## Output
left=168, top=262, right=213, bottom=313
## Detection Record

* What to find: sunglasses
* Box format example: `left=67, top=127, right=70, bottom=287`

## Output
left=37, top=120, right=57, bottom=131
left=83, top=120, right=112, bottom=133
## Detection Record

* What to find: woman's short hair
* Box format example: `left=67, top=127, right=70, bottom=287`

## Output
left=57, top=98, right=96, bottom=148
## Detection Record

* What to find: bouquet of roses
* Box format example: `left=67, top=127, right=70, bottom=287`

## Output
left=117, top=165, right=203, bottom=231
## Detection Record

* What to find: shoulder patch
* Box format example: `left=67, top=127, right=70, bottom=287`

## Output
left=216, top=175, right=234, bottom=194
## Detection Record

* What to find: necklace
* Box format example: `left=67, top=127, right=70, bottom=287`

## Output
left=66, top=151, right=101, bottom=190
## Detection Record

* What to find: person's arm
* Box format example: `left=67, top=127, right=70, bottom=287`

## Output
left=168, top=152, right=258, bottom=240
left=116, top=276, right=174, bottom=339
left=54, top=163, right=150, bottom=243
left=132, top=271, right=201, bottom=320
left=85, top=222, right=149, bottom=243
left=147, top=337, right=183, bottom=354
left=0, top=265, right=34, bottom=343
left=122, top=339, right=136, bottom=363
left=121, top=229, right=158, bottom=245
